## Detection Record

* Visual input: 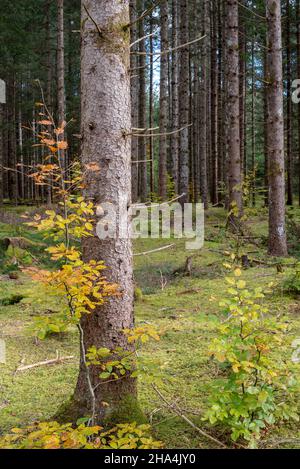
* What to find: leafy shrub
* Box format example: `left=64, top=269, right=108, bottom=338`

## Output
left=0, top=421, right=163, bottom=449
left=282, top=265, right=300, bottom=296
left=205, top=266, right=299, bottom=447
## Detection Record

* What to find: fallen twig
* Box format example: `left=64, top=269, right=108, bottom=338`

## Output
left=134, top=243, right=175, bottom=257
left=16, top=351, right=74, bottom=372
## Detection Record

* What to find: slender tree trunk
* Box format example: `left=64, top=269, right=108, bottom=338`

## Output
left=75, top=0, right=137, bottom=422
left=149, top=12, right=155, bottom=197
left=45, top=0, right=53, bottom=204
left=286, top=0, right=293, bottom=205
left=239, top=3, right=246, bottom=179
left=251, top=38, right=256, bottom=206
left=57, top=0, right=66, bottom=171
left=266, top=0, right=288, bottom=256
left=297, top=0, right=300, bottom=205
left=263, top=48, right=269, bottom=207
left=0, top=103, right=3, bottom=206
left=210, top=0, right=218, bottom=205
left=158, top=0, right=169, bottom=200
left=171, top=0, right=179, bottom=194
left=130, top=0, right=139, bottom=203
left=178, top=0, right=190, bottom=204
left=138, top=0, right=148, bottom=202
left=225, top=0, right=243, bottom=223
left=199, top=0, right=209, bottom=209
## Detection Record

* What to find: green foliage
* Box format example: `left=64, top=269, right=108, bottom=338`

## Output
left=282, top=264, right=300, bottom=296
left=0, top=421, right=163, bottom=449
left=29, top=315, right=70, bottom=340
left=205, top=266, right=299, bottom=447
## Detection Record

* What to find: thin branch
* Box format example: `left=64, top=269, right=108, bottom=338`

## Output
left=83, top=3, right=103, bottom=37
left=130, top=31, right=157, bottom=49
left=132, top=35, right=206, bottom=56
left=132, top=193, right=186, bottom=208
left=152, top=384, right=227, bottom=449
left=125, top=0, right=162, bottom=30
left=131, top=124, right=192, bottom=138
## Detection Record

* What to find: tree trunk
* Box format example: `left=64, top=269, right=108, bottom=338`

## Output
left=0, top=103, right=3, bottom=206
left=57, top=0, right=66, bottom=171
left=158, top=0, right=169, bottom=200
left=74, top=0, right=137, bottom=423
left=266, top=0, right=288, bottom=256
left=225, top=0, right=243, bottom=223
left=149, top=12, right=155, bottom=197
left=286, top=0, right=293, bottom=206
left=297, top=0, right=300, bottom=206
left=210, top=0, right=218, bottom=205
left=130, top=0, right=139, bottom=203
left=171, top=0, right=179, bottom=194
left=199, top=0, right=209, bottom=209
left=138, top=0, right=148, bottom=202
left=178, top=0, right=190, bottom=204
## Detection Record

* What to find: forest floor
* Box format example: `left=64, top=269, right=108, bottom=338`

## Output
left=1, top=204, right=300, bottom=448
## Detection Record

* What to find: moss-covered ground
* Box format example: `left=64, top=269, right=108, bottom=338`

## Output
left=1, top=205, right=300, bottom=448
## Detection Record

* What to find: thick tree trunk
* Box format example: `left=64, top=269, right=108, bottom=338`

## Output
left=158, top=0, right=169, bottom=200
left=266, top=0, right=288, bottom=256
left=225, top=0, right=243, bottom=223
left=74, top=0, right=137, bottom=423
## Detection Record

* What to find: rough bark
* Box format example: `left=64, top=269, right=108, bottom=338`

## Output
left=266, top=0, right=288, bottom=256
left=74, top=0, right=137, bottom=423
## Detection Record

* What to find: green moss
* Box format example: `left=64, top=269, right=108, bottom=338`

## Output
left=104, top=394, right=147, bottom=426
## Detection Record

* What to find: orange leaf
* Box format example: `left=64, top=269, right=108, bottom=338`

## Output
left=38, top=120, right=53, bottom=126
left=57, top=141, right=68, bottom=150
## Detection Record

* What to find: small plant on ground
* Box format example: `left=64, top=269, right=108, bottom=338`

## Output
left=205, top=263, right=299, bottom=448
left=0, top=421, right=163, bottom=449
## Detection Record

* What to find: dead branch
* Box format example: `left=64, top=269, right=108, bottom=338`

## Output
left=134, top=244, right=175, bottom=257
left=131, top=124, right=192, bottom=138
left=16, top=351, right=74, bottom=372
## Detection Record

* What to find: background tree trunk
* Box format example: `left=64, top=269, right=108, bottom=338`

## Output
left=178, top=0, right=190, bottom=204
left=266, top=0, right=288, bottom=256
left=158, top=0, right=169, bottom=200
left=225, top=0, right=243, bottom=223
